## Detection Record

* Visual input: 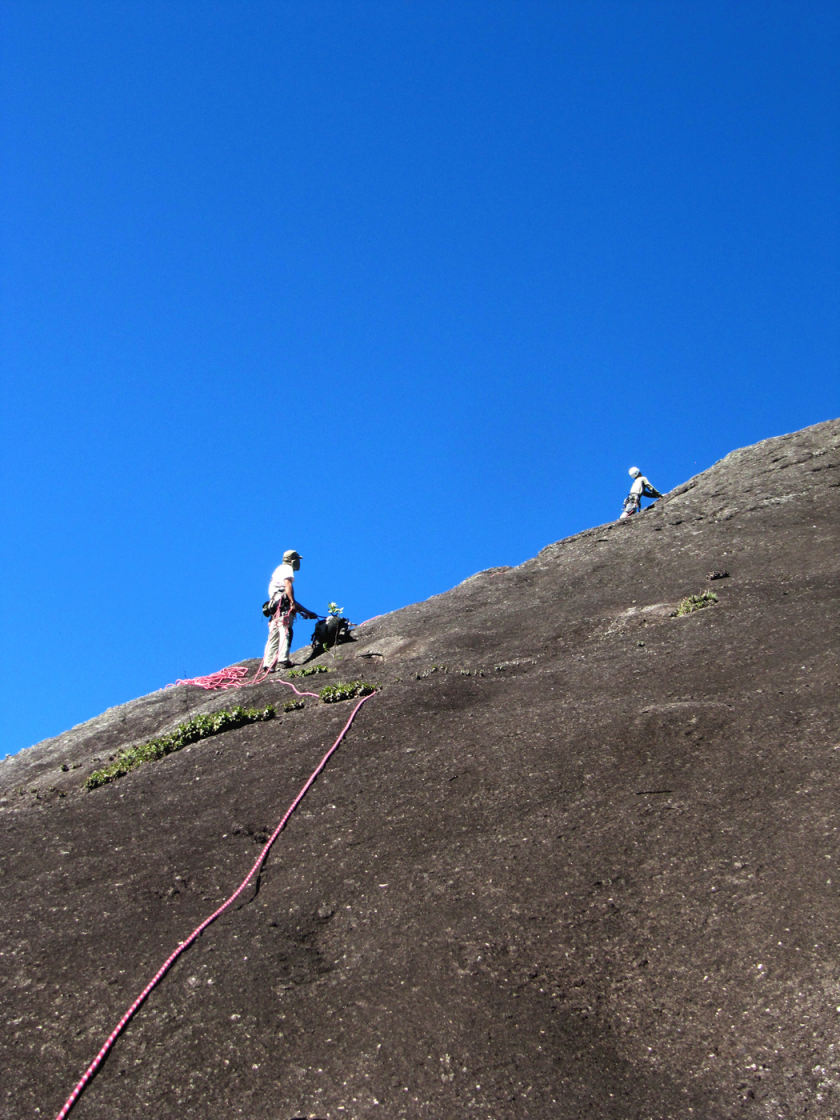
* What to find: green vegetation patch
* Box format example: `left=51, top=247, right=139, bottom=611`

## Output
left=672, top=590, right=718, bottom=617
left=288, top=664, right=333, bottom=677
left=85, top=704, right=277, bottom=790
left=319, top=681, right=377, bottom=704
left=283, top=699, right=305, bottom=712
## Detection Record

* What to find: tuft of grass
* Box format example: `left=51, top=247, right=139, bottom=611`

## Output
left=319, top=681, right=377, bottom=704
left=672, top=590, right=718, bottom=617
left=283, top=699, right=305, bottom=712
left=289, top=664, right=333, bottom=677
left=85, top=705, right=277, bottom=790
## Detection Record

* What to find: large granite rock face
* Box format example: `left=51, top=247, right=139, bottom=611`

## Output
left=2, top=419, right=838, bottom=1120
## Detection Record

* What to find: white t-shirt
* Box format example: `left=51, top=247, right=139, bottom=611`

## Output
left=630, top=475, right=651, bottom=498
left=268, top=563, right=295, bottom=603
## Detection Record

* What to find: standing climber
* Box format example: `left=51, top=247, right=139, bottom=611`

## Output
left=620, top=467, right=662, bottom=520
left=262, top=550, right=317, bottom=671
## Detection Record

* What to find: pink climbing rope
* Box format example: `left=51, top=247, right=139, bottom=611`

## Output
left=168, top=602, right=376, bottom=692
left=166, top=665, right=252, bottom=691
left=54, top=689, right=377, bottom=1120
left=167, top=604, right=297, bottom=691
left=165, top=667, right=318, bottom=700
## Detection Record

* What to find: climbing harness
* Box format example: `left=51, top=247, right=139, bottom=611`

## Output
left=53, top=684, right=376, bottom=1119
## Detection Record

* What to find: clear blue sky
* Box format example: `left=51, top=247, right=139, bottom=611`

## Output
left=2, top=1, right=838, bottom=757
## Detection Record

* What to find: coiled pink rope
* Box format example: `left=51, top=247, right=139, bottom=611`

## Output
left=166, top=665, right=252, bottom=690
left=169, top=603, right=378, bottom=692
left=54, top=689, right=377, bottom=1120
left=167, top=605, right=302, bottom=691
left=168, top=663, right=318, bottom=698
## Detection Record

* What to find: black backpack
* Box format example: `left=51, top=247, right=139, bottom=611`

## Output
left=310, top=615, right=351, bottom=653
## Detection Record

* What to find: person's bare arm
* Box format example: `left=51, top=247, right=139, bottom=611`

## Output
left=284, top=578, right=317, bottom=620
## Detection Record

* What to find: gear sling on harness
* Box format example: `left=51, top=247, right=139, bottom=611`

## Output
left=262, top=592, right=290, bottom=618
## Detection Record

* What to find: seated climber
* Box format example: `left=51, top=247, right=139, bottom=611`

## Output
left=262, top=550, right=317, bottom=670
left=620, top=466, right=662, bottom=520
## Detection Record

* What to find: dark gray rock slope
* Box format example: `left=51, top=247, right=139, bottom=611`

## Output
left=1, top=418, right=838, bottom=1120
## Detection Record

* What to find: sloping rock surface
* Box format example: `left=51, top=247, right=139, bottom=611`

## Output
left=2, top=418, right=839, bottom=1120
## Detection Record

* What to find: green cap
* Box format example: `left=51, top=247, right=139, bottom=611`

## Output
left=283, top=549, right=302, bottom=563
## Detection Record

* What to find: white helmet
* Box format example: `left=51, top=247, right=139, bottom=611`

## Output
left=629, top=466, right=641, bottom=478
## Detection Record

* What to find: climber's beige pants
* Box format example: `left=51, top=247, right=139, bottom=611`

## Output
left=262, top=618, right=293, bottom=668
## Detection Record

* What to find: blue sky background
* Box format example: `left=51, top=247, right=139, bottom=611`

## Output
left=2, top=1, right=838, bottom=757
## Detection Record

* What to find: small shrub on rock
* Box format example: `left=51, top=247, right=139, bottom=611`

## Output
left=672, top=590, right=718, bottom=617
left=85, top=705, right=276, bottom=789
left=319, top=681, right=377, bottom=704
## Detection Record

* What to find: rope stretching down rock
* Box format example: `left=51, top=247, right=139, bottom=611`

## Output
left=53, top=689, right=377, bottom=1120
